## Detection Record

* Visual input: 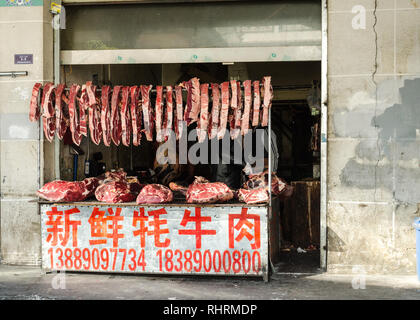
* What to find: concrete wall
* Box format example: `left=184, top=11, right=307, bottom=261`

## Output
left=0, top=2, right=53, bottom=265
left=327, top=0, right=420, bottom=273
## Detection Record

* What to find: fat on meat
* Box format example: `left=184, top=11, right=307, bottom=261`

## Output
left=29, top=83, right=42, bottom=122
left=217, top=81, right=230, bottom=140
left=140, top=85, right=154, bottom=141
left=100, top=85, right=112, bottom=146
left=189, top=77, right=201, bottom=124
left=241, top=80, right=252, bottom=136
left=136, top=184, right=173, bottom=204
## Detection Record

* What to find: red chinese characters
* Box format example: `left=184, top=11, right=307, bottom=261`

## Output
left=46, top=206, right=81, bottom=247
left=88, top=207, right=124, bottom=247
left=228, top=208, right=261, bottom=250
left=178, top=207, right=216, bottom=249
left=132, top=207, right=170, bottom=248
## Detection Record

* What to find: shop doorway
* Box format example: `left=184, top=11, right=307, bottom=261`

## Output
left=60, top=60, right=321, bottom=273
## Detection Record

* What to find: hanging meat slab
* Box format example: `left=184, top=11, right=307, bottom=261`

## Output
left=252, top=80, right=261, bottom=127
left=174, top=85, right=184, bottom=140
left=101, top=85, right=112, bottom=147
left=78, top=83, right=90, bottom=137
left=155, top=85, right=164, bottom=143
left=231, top=81, right=242, bottom=140
left=136, top=184, right=174, bottom=204
left=209, top=83, right=220, bottom=140
left=110, top=85, right=122, bottom=146
left=87, top=84, right=102, bottom=145
left=130, top=86, right=142, bottom=146
left=68, top=84, right=83, bottom=146
left=189, top=77, right=201, bottom=124
left=217, top=81, right=230, bottom=140
left=197, top=83, right=209, bottom=143
left=55, top=83, right=69, bottom=140
left=120, top=86, right=131, bottom=146
left=260, top=76, right=273, bottom=127
left=241, top=80, right=252, bottom=136
left=29, top=82, right=42, bottom=122
left=41, top=82, right=56, bottom=142
left=140, top=84, right=154, bottom=142
left=163, top=86, right=174, bottom=141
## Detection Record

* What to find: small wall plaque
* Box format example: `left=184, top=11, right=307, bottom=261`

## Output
left=14, top=54, right=33, bottom=64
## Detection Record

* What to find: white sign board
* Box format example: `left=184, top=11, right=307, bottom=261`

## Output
left=41, top=204, right=268, bottom=279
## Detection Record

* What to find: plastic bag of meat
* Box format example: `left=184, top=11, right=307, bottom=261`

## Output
left=37, top=179, right=96, bottom=202
left=95, top=180, right=136, bottom=203
left=136, top=184, right=173, bottom=204
left=238, top=187, right=269, bottom=204
left=186, top=176, right=234, bottom=204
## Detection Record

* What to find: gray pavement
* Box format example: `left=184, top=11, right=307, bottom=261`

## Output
left=0, top=264, right=419, bottom=300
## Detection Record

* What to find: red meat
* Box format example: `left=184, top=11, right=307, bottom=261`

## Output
left=68, top=84, right=83, bottom=146
left=136, top=184, right=173, bottom=204
left=252, top=80, right=261, bottom=127
left=120, top=86, right=131, bottom=146
left=87, top=85, right=102, bottom=145
left=100, top=85, right=112, bottom=147
left=29, top=82, right=42, bottom=122
left=217, top=81, right=230, bottom=140
left=54, top=83, right=69, bottom=140
left=37, top=178, right=98, bottom=202
left=110, top=85, right=122, bottom=146
left=197, top=83, right=209, bottom=143
left=209, top=83, right=220, bottom=140
left=174, top=85, right=184, bottom=140
left=260, top=76, right=273, bottom=127
left=186, top=176, right=233, bottom=204
left=241, top=80, right=252, bottom=136
left=238, top=187, right=269, bottom=204
left=155, top=85, right=164, bottom=142
left=95, top=180, right=136, bottom=203
left=130, top=86, right=142, bottom=146
left=140, top=85, right=154, bottom=141
left=163, top=86, right=174, bottom=141
left=41, top=82, right=56, bottom=142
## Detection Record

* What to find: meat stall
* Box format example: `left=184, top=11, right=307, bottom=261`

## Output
left=32, top=77, right=286, bottom=282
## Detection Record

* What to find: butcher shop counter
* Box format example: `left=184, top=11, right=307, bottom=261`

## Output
left=39, top=199, right=270, bottom=281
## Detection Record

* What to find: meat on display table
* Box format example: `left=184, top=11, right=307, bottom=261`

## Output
left=40, top=202, right=269, bottom=281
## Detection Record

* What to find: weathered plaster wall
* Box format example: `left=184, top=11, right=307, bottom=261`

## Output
left=327, top=0, right=420, bottom=273
left=0, top=2, right=53, bottom=265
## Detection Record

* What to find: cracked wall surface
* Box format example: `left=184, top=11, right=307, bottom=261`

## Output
left=328, top=0, right=420, bottom=273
